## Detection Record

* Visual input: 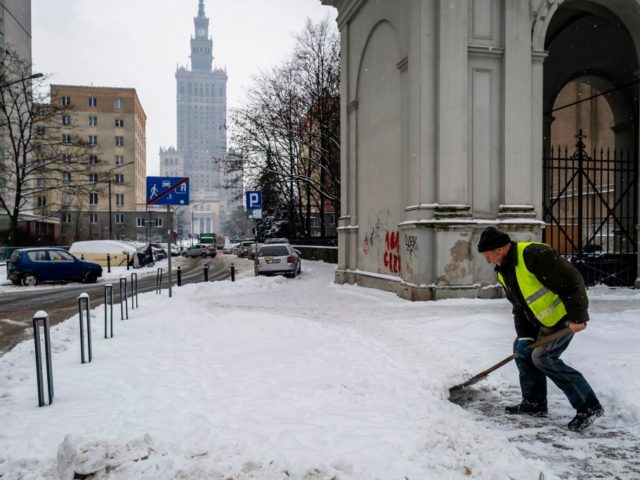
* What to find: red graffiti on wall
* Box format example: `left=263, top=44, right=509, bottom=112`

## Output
left=384, top=231, right=401, bottom=273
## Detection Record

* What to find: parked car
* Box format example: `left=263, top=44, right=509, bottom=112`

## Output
left=182, top=244, right=207, bottom=257
left=223, top=242, right=240, bottom=255
left=236, top=241, right=255, bottom=258
left=254, top=244, right=302, bottom=278
left=149, top=243, right=168, bottom=261
left=264, top=237, right=290, bottom=245
left=200, top=243, right=217, bottom=258
left=6, top=247, right=103, bottom=286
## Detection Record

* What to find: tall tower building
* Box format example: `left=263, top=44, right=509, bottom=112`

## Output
left=174, top=0, right=227, bottom=234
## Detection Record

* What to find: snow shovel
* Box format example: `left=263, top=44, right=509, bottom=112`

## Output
left=448, top=327, right=573, bottom=397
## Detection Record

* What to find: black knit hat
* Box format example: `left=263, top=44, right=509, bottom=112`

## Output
left=477, top=227, right=511, bottom=253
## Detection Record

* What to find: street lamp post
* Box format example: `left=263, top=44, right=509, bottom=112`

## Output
left=0, top=72, right=43, bottom=89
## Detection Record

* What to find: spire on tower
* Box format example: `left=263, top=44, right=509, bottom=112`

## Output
left=198, top=0, right=205, bottom=17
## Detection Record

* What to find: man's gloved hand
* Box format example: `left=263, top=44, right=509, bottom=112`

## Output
left=515, top=338, right=535, bottom=359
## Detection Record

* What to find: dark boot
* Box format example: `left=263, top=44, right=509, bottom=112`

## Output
left=505, top=400, right=548, bottom=417
left=567, top=404, right=604, bottom=432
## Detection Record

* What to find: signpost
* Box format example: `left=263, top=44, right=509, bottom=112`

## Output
left=146, top=177, right=190, bottom=298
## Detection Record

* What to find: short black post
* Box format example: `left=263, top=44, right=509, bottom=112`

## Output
left=106, top=253, right=111, bottom=273
left=230, top=263, right=235, bottom=282
left=177, top=266, right=182, bottom=287
left=203, top=263, right=209, bottom=282
left=104, top=284, right=113, bottom=338
left=156, top=268, right=163, bottom=294
left=33, top=311, right=54, bottom=407
left=119, top=277, right=128, bottom=320
left=81, top=254, right=85, bottom=260
left=126, top=252, right=130, bottom=270
left=130, top=272, right=138, bottom=309
left=78, top=293, right=92, bottom=364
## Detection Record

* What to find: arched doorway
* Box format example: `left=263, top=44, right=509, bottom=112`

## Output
left=542, top=1, right=640, bottom=286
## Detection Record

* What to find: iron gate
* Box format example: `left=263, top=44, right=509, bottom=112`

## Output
left=543, top=130, right=638, bottom=286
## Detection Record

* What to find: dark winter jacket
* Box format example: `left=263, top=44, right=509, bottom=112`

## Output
left=495, top=242, right=589, bottom=338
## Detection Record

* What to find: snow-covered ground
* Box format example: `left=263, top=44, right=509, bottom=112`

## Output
left=1, top=260, right=639, bottom=479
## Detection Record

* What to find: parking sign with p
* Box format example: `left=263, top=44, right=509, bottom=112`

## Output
left=245, top=191, right=262, bottom=210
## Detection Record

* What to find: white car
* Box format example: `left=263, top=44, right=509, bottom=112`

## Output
left=254, top=244, right=302, bottom=278
left=222, top=242, right=240, bottom=254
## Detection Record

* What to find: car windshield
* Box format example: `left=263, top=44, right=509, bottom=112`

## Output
left=259, top=246, right=289, bottom=257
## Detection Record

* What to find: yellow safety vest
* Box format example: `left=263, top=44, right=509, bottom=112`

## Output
left=497, top=242, right=567, bottom=327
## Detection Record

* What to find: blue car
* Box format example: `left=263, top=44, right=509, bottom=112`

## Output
left=6, top=247, right=103, bottom=286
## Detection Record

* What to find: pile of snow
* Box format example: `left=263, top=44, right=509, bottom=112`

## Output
left=69, top=240, right=138, bottom=267
left=0, top=261, right=639, bottom=479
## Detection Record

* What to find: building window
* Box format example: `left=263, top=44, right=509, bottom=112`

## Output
left=88, top=135, right=97, bottom=145
left=114, top=173, right=124, bottom=184
left=61, top=212, right=71, bottom=223
left=88, top=96, right=97, bottom=107
left=62, top=154, right=71, bottom=163
left=37, top=178, right=46, bottom=187
left=62, top=194, right=71, bottom=205
left=115, top=119, right=124, bottom=128
left=62, top=134, right=71, bottom=144
left=89, top=192, right=98, bottom=205
left=115, top=155, right=124, bottom=165
left=136, top=217, right=144, bottom=227
left=36, top=125, right=45, bottom=136
left=115, top=136, right=124, bottom=147
left=88, top=116, right=98, bottom=126
left=88, top=155, right=99, bottom=165
left=115, top=193, right=124, bottom=206
left=62, top=172, right=71, bottom=183
left=115, top=98, right=124, bottom=109
left=115, top=213, right=125, bottom=224
left=154, top=217, right=163, bottom=227
left=37, top=196, right=46, bottom=207
left=62, top=114, right=71, bottom=125
left=89, top=173, right=98, bottom=183
left=89, top=213, right=98, bottom=224
left=61, top=96, right=71, bottom=107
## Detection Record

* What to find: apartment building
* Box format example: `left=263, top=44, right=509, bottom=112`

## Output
left=48, top=85, right=150, bottom=243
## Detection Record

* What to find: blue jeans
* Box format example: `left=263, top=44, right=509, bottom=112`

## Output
left=513, top=330, right=600, bottom=411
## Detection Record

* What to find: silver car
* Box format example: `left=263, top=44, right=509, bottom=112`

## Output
left=254, top=244, right=302, bottom=277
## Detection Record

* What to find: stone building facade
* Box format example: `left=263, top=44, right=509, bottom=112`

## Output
left=323, top=0, right=640, bottom=299
left=162, top=0, right=228, bottom=237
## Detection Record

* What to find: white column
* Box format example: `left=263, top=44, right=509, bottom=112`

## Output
left=436, top=0, right=468, bottom=205
left=503, top=1, right=533, bottom=206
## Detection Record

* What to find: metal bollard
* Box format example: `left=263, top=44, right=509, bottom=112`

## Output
left=119, top=277, right=128, bottom=320
left=130, top=272, right=138, bottom=309
left=230, top=263, right=235, bottom=282
left=104, top=284, right=113, bottom=338
left=177, top=266, right=182, bottom=287
left=107, top=253, right=111, bottom=273
left=126, top=252, right=130, bottom=270
left=33, top=311, right=54, bottom=407
left=81, top=254, right=85, bottom=260
left=156, top=268, right=163, bottom=293
left=203, top=263, right=209, bottom=282
left=78, top=293, right=92, bottom=364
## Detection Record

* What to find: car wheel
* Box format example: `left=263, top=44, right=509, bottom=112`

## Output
left=201, top=252, right=207, bottom=258
left=84, top=270, right=98, bottom=283
left=21, top=274, right=38, bottom=287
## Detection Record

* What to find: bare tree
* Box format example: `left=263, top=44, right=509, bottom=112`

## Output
left=230, top=18, right=340, bottom=240
left=0, top=48, right=97, bottom=245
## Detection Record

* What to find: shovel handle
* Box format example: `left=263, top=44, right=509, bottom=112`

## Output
left=449, top=326, right=573, bottom=393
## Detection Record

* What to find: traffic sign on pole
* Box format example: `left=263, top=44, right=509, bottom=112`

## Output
left=146, top=177, right=190, bottom=206
left=245, top=191, right=262, bottom=210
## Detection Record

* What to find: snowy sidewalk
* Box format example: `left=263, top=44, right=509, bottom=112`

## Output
left=1, top=261, right=639, bottom=479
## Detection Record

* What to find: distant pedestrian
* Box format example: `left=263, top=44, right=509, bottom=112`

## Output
left=477, top=226, right=603, bottom=432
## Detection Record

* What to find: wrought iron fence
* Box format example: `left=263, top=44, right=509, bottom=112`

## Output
left=543, top=130, right=638, bottom=286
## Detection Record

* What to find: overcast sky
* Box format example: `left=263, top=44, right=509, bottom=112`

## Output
left=31, top=0, right=337, bottom=175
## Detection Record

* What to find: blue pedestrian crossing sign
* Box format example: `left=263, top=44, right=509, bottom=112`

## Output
left=245, top=190, right=262, bottom=210
left=146, top=176, right=190, bottom=206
